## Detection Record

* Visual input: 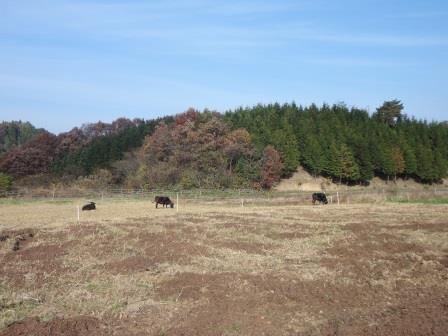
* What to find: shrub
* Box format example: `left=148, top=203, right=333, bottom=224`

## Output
left=0, top=172, right=13, bottom=193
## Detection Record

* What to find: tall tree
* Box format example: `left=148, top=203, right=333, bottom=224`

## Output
left=415, top=144, right=435, bottom=182
left=0, top=121, right=45, bottom=154
left=260, top=146, right=283, bottom=189
left=352, top=139, right=374, bottom=183
left=223, top=128, right=252, bottom=174
left=301, top=135, right=324, bottom=177
left=324, top=142, right=343, bottom=182
left=0, top=132, right=58, bottom=177
left=373, top=100, right=404, bottom=127
left=391, top=146, right=405, bottom=181
left=339, top=144, right=361, bottom=183
left=271, top=125, right=299, bottom=176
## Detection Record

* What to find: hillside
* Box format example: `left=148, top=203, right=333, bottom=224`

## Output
left=1, top=101, right=447, bottom=191
left=0, top=117, right=170, bottom=182
left=0, top=121, right=45, bottom=154
left=275, top=166, right=448, bottom=192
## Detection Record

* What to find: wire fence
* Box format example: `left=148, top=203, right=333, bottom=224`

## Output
left=1, top=187, right=448, bottom=207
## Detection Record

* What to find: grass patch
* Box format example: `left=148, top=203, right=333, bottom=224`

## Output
left=0, top=198, right=72, bottom=205
left=387, top=197, right=448, bottom=204
left=0, top=282, right=42, bottom=329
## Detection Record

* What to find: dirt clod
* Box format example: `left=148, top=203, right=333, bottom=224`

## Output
left=0, top=316, right=106, bottom=336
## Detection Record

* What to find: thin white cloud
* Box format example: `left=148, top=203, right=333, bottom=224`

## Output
left=386, top=10, right=448, bottom=19
left=4, top=0, right=447, bottom=50
left=307, top=57, right=415, bottom=68
left=303, top=31, right=448, bottom=47
left=108, top=23, right=448, bottom=51
left=0, top=72, right=257, bottom=112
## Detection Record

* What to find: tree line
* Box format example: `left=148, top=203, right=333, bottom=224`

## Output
left=225, top=101, right=447, bottom=184
left=0, top=101, right=447, bottom=190
left=0, top=121, right=45, bottom=155
left=0, top=118, right=170, bottom=183
left=124, top=109, right=283, bottom=189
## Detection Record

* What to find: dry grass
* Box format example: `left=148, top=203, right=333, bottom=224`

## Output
left=1, top=199, right=448, bottom=335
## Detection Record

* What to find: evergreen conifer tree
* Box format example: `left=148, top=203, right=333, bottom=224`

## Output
left=339, top=144, right=360, bottom=183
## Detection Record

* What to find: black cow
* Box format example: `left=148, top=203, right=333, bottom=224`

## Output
left=82, top=202, right=96, bottom=211
left=312, top=192, right=328, bottom=205
left=154, top=196, right=174, bottom=208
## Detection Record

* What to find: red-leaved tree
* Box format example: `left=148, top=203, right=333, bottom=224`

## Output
left=0, top=132, right=59, bottom=177
left=260, top=146, right=283, bottom=188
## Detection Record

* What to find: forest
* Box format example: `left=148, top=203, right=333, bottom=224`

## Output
left=0, top=101, right=447, bottom=191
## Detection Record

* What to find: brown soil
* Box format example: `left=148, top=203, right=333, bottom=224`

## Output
left=267, top=231, right=311, bottom=240
left=214, top=240, right=272, bottom=254
left=1, top=242, right=72, bottom=288
left=155, top=272, right=448, bottom=336
left=1, top=203, right=448, bottom=335
left=0, top=229, right=35, bottom=251
left=0, top=316, right=106, bottom=336
left=103, top=232, right=210, bottom=275
left=380, top=221, right=448, bottom=232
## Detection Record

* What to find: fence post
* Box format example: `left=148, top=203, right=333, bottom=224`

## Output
left=177, top=193, right=179, bottom=212
left=241, top=199, right=244, bottom=208
left=77, top=205, right=80, bottom=223
left=336, top=192, right=340, bottom=205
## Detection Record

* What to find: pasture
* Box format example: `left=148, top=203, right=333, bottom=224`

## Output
left=1, top=198, right=447, bottom=335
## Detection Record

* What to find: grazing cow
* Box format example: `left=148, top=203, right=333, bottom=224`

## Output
left=82, top=202, right=96, bottom=211
left=312, top=192, right=328, bottom=205
left=154, top=196, right=174, bottom=208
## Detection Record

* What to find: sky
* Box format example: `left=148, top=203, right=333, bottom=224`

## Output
left=1, top=0, right=447, bottom=134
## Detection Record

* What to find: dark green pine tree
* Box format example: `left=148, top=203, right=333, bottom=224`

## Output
left=339, top=143, right=361, bottom=183
left=301, top=135, right=324, bottom=177
left=352, top=139, right=374, bottom=183
left=415, top=144, right=435, bottom=182
left=401, top=144, right=417, bottom=177
left=433, top=150, right=447, bottom=182
left=271, top=124, right=300, bottom=176
left=378, top=142, right=395, bottom=182
left=373, top=99, right=404, bottom=127
left=324, top=142, right=343, bottom=183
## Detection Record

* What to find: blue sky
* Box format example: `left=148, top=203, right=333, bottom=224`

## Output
left=1, top=0, right=447, bottom=134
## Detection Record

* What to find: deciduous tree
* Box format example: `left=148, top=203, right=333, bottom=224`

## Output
left=260, top=146, right=283, bottom=188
